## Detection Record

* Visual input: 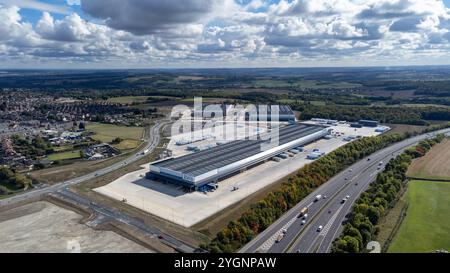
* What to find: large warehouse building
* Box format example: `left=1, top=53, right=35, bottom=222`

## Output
left=197, top=104, right=296, bottom=122
left=147, top=124, right=330, bottom=191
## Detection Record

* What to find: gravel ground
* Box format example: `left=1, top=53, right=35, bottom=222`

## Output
left=0, top=201, right=153, bottom=253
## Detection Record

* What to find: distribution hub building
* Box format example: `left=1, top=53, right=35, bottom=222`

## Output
left=198, top=104, right=296, bottom=122
left=147, top=124, right=330, bottom=191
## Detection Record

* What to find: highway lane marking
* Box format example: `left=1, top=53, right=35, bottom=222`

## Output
left=304, top=205, right=345, bottom=253
left=259, top=200, right=315, bottom=252
left=322, top=176, right=375, bottom=253
left=258, top=215, right=298, bottom=252
left=319, top=205, right=344, bottom=238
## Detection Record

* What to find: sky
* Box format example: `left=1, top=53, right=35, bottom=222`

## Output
left=1, top=0, right=450, bottom=68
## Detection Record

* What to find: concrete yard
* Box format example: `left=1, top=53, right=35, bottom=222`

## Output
left=167, top=121, right=268, bottom=157
left=0, top=202, right=152, bottom=253
left=94, top=122, right=383, bottom=227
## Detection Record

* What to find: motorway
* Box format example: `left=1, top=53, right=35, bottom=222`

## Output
left=0, top=120, right=169, bottom=207
left=240, top=128, right=450, bottom=253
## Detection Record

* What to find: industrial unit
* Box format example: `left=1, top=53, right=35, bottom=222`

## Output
left=147, top=124, right=330, bottom=191
left=197, top=104, right=296, bottom=122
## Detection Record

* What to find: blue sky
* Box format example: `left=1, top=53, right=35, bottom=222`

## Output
left=2, top=0, right=450, bottom=68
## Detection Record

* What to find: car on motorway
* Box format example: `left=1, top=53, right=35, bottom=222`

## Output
left=317, top=226, right=323, bottom=232
left=303, top=213, right=308, bottom=219
left=282, top=228, right=288, bottom=234
left=301, top=220, right=306, bottom=225
left=342, top=195, right=350, bottom=203
left=314, top=195, right=322, bottom=202
left=379, top=161, right=383, bottom=166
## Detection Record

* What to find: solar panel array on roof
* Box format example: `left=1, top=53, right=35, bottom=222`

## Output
left=153, top=124, right=322, bottom=178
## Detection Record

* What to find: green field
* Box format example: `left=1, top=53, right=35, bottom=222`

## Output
left=86, top=122, right=144, bottom=150
left=388, top=180, right=450, bottom=253
left=107, top=96, right=150, bottom=104
left=113, top=139, right=141, bottom=150
left=47, top=150, right=82, bottom=161
left=252, top=79, right=362, bottom=89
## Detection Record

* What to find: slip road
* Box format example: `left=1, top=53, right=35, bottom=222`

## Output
left=174, top=257, right=277, bottom=271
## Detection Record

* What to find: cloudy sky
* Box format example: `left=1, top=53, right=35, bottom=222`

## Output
left=1, top=0, right=450, bottom=68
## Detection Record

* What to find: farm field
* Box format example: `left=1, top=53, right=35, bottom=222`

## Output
left=86, top=122, right=144, bottom=150
left=388, top=180, right=450, bottom=253
left=47, top=150, right=82, bottom=161
left=385, top=124, right=428, bottom=136
left=407, top=139, right=450, bottom=180
left=252, top=79, right=361, bottom=89
left=107, top=96, right=150, bottom=104
left=107, top=95, right=176, bottom=104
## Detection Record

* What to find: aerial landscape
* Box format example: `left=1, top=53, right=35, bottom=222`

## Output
left=0, top=0, right=449, bottom=268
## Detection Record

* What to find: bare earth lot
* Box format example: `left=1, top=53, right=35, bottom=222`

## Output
left=407, top=138, right=450, bottom=180
left=0, top=202, right=152, bottom=253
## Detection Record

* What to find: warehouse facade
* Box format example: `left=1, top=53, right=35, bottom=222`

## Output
left=147, top=124, right=330, bottom=191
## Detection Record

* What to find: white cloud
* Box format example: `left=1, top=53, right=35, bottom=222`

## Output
left=1, top=0, right=450, bottom=67
left=0, top=0, right=69, bottom=14
left=66, top=0, right=80, bottom=6
left=36, top=12, right=91, bottom=42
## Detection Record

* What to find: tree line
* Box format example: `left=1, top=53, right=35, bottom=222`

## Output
left=331, top=135, right=444, bottom=253
left=295, top=104, right=450, bottom=125
left=0, top=167, right=33, bottom=195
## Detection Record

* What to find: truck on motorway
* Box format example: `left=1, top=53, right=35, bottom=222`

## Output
left=314, top=195, right=322, bottom=202
left=276, top=233, right=285, bottom=243
left=298, top=207, right=309, bottom=218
